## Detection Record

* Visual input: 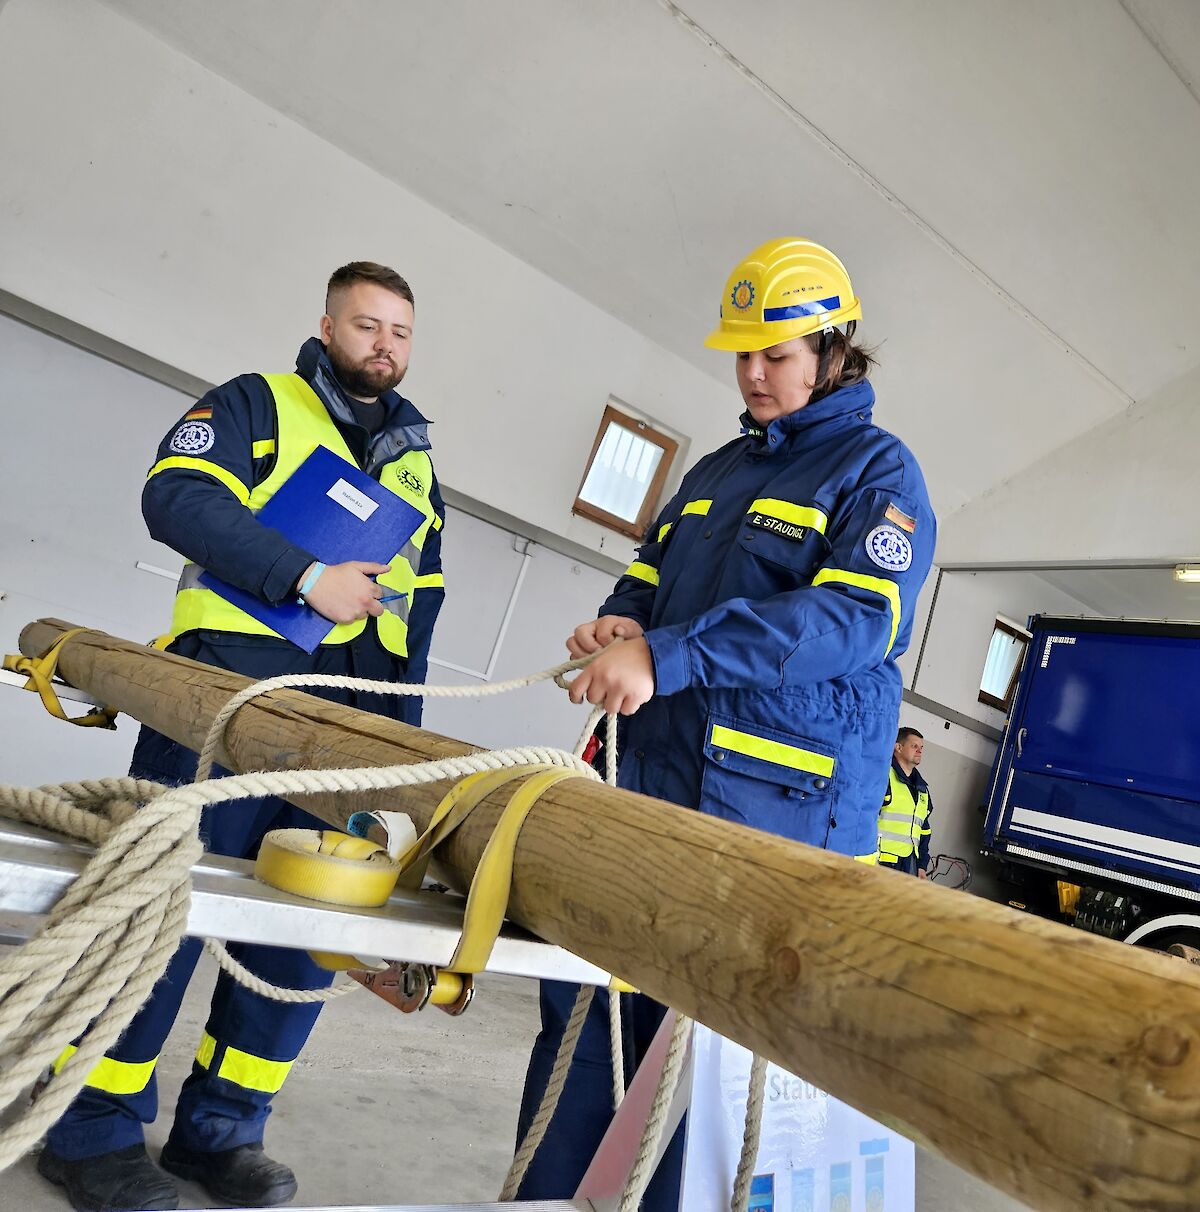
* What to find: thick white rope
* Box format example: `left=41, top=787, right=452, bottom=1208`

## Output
left=0, top=640, right=765, bottom=1203
left=0, top=653, right=602, bottom=1170
left=617, top=1010, right=693, bottom=1212
left=497, top=982, right=596, bottom=1201
left=0, top=779, right=201, bottom=1170
left=731, top=1053, right=769, bottom=1212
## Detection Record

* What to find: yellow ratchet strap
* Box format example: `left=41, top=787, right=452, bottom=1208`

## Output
left=446, top=767, right=581, bottom=973
left=2, top=628, right=117, bottom=729
left=398, top=766, right=636, bottom=989
left=393, top=766, right=544, bottom=891
left=255, top=828, right=404, bottom=972
left=254, top=829, right=402, bottom=908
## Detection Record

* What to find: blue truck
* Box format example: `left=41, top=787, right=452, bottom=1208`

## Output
left=982, top=614, right=1200, bottom=949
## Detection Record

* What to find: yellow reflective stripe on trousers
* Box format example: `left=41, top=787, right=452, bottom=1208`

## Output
left=251, top=439, right=276, bottom=458
left=709, top=724, right=834, bottom=778
left=146, top=456, right=250, bottom=505
left=196, top=1031, right=293, bottom=1093
left=52, top=1044, right=158, bottom=1095
left=746, top=498, right=828, bottom=534
left=812, top=568, right=901, bottom=656
left=196, top=1031, right=217, bottom=1071
left=414, top=573, right=444, bottom=589
left=657, top=498, right=712, bottom=542
left=219, top=1045, right=293, bottom=1093
left=624, top=560, right=660, bottom=586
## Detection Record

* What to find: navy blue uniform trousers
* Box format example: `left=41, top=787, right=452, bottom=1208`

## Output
left=47, top=733, right=334, bottom=1160
left=47, top=625, right=421, bottom=1160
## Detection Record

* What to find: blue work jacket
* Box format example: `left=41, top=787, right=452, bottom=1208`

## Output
left=602, top=380, right=935, bottom=859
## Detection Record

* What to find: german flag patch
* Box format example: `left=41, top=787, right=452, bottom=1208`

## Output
left=185, top=406, right=213, bottom=421
left=884, top=502, right=916, bottom=534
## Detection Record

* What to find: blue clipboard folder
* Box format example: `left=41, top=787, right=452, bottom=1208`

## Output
left=199, top=444, right=425, bottom=653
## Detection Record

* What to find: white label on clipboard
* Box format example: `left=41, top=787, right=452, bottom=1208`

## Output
left=327, top=479, right=379, bottom=522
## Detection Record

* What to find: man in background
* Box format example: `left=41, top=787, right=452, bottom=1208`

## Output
left=877, top=727, right=933, bottom=876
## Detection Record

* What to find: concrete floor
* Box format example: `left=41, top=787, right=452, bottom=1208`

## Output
left=0, top=949, right=1031, bottom=1212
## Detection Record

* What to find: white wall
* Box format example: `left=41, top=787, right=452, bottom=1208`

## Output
left=421, top=508, right=618, bottom=754
left=939, top=359, right=1200, bottom=565
left=0, top=314, right=186, bottom=784
left=0, top=0, right=739, bottom=572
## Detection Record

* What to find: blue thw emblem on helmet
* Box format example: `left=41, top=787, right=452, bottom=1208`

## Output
left=730, top=280, right=756, bottom=311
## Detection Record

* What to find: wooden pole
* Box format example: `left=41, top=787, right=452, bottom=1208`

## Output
left=16, top=619, right=1200, bottom=1211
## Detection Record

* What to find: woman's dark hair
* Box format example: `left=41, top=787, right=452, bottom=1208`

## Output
left=803, top=323, right=877, bottom=402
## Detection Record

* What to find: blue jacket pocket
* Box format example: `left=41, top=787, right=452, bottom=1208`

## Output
left=699, top=714, right=838, bottom=844
left=704, top=714, right=837, bottom=793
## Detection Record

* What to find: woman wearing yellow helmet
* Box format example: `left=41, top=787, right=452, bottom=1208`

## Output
left=517, top=238, right=936, bottom=1207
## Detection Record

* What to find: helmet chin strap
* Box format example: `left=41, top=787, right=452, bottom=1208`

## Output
left=814, top=318, right=857, bottom=395
left=816, top=329, right=833, bottom=389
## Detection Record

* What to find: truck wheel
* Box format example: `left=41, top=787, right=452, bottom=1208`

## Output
left=1129, top=926, right=1200, bottom=954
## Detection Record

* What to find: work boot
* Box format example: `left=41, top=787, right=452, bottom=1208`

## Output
left=36, top=1142, right=180, bottom=1211
left=159, top=1137, right=297, bottom=1207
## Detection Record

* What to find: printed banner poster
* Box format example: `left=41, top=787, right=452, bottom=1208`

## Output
left=680, top=1025, right=915, bottom=1212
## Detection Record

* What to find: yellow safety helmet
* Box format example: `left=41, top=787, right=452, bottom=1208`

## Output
left=704, top=238, right=862, bottom=352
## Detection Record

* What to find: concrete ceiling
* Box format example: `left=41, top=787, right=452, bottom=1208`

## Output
left=1034, top=566, right=1200, bottom=621
left=101, top=0, right=1200, bottom=519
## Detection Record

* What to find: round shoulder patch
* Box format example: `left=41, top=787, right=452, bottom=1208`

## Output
left=169, top=420, right=215, bottom=455
left=865, top=525, right=912, bottom=572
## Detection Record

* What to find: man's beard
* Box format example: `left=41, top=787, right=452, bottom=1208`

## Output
left=327, top=341, right=405, bottom=398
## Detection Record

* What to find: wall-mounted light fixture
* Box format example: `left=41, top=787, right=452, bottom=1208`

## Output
left=1173, top=565, right=1200, bottom=583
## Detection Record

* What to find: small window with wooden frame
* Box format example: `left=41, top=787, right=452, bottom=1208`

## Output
left=572, top=401, right=679, bottom=541
left=979, top=616, right=1031, bottom=712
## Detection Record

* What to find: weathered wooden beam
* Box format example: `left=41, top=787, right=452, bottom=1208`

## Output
left=16, top=619, right=1200, bottom=1211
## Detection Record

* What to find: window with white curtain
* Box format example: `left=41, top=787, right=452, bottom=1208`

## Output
left=979, top=617, right=1031, bottom=711
left=572, top=402, right=678, bottom=541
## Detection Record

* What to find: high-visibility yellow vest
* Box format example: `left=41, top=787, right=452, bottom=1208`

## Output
left=877, top=765, right=930, bottom=863
left=154, top=373, right=441, bottom=657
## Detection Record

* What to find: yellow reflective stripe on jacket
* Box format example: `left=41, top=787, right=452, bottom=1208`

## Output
left=658, top=498, right=712, bottom=542
left=746, top=498, right=828, bottom=534
left=709, top=724, right=834, bottom=778
left=147, top=456, right=250, bottom=506
left=812, top=568, right=901, bottom=656
left=251, top=439, right=276, bottom=459
left=52, top=1044, right=157, bottom=1095
left=414, top=573, right=444, bottom=590
left=431, top=513, right=444, bottom=531
left=624, top=560, right=661, bottom=587
left=196, top=1031, right=293, bottom=1094
left=854, top=852, right=879, bottom=865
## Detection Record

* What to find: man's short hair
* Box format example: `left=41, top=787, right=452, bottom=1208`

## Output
left=326, top=261, right=414, bottom=313
left=896, top=727, right=924, bottom=744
